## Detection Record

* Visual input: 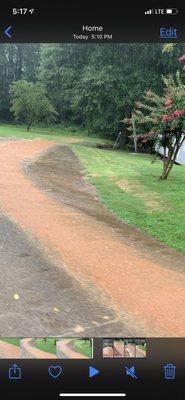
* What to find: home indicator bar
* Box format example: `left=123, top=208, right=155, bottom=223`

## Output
left=59, top=394, right=127, bottom=398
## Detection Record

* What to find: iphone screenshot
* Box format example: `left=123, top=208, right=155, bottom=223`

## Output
left=0, top=1, right=184, bottom=399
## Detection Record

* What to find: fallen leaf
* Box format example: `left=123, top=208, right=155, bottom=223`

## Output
left=53, top=307, right=60, bottom=313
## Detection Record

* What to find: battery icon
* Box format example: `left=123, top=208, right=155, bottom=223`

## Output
left=166, top=8, right=178, bottom=15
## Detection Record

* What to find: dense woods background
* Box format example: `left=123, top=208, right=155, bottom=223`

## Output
left=0, top=43, right=184, bottom=138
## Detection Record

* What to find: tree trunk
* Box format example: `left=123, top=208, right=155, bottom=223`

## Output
left=115, top=127, right=129, bottom=150
left=160, top=137, right=184, bottom=180
left=160, top=159, right=173, bottom=180
left=132, top=113, right=137, bottom=152
left=160, top=149, right=172, bottom=180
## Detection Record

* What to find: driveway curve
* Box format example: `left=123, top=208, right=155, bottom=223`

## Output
left=0, top=139, right=184, bottom=337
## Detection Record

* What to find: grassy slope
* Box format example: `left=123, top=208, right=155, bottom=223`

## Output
left=34, top=338, right=92, bottom=357
left=137, top=344, right=147, bottom=351
left=0, top=124, right=102, bottom=144
left=34, top=338, right=56, bottom=355
left=72, top=145, right=185, bottom=253
left=73, top=339, right=92, bottom=358
left=0, top=338, right=20, bottom=346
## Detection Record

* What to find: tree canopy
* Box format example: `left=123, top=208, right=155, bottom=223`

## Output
left=9, top=80, right=57, bottom=131
left=0, top=43, right=184, bottom=137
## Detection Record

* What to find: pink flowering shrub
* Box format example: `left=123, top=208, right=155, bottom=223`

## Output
left=162, top=114, right=171, bottom=123
left=165, top=99, right=173, bottom=108
left=179, top=55, right=185, bottom=71
left=172, top=110, right=184, bottom=119
left=124, top=69, right=185, bottom=179
left=179, top=55, right=185, bottom=62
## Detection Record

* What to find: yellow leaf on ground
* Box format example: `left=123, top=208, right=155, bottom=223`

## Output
left=53, top=307, right=60, bottom=313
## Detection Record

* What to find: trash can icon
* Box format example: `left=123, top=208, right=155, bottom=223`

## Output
left=164, top=364, right=176, bottom=380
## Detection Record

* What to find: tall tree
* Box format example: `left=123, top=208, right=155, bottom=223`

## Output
left=10, top=80, right=57, bottom=131
left=0, top=44, right=40, bottom=121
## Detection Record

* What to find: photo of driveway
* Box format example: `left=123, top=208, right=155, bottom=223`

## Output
left=103, top=339, right=146, bottom=358
left=56, top=338, right=92, bottom=359
left=0, top=339, right=20, bottom=359
left=0, top=138, right=184, bottom=337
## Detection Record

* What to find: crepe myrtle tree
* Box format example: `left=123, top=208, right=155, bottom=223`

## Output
left=124, top=66, right=185, bottom=180
left=10, top=80, right=57, bottom=131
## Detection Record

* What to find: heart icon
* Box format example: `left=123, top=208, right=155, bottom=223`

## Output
left=48, top=365, right=63, bottom=379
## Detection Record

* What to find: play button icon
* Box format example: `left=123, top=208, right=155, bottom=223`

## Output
left=89, top=366, right=100, bottom=378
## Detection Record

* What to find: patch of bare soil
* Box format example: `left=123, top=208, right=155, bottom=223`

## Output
left=0, top=141, right=185, bottom=337
left=25, top=145, right=184, bottom=273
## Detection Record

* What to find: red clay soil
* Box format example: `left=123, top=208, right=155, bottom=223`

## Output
left=21, top=338, right=56, bottom=359
left=113, top=341, right=125, bottom=358
left=103, top=346, right=114, bottom=358
left=0, top=340, right=20, bottom=358
left=0, top=140, right=185, bottom=336
left=57, top=339, right=88, bottom=359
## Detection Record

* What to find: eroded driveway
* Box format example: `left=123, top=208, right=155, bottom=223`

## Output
left=0, top=139, right=185, bottom=337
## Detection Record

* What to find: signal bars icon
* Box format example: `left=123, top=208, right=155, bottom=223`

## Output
left=145, top=9, right=154, bottom=15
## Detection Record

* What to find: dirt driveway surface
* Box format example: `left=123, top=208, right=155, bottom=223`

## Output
left=0, top=340, right=20, bottom=358
left=0, top=139, right=185, bottom=337
left=57, top=339, right=88, bottom=359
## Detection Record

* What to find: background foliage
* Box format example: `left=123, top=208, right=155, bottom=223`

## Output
left=0, top=43, right=184, bottom=138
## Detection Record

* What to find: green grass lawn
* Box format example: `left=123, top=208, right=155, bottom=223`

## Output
left=72, top=144, right=185, bottom=253
left=34, top=338, right=56, bottom=355
left=0, top=124, right=102, bottom=145
left=137, top=344, right=147, bottom=351
left=33, top=338, right=92, bottom=357
left=0, top=338, right=20, bottom=346
left=73, top=339, right=92, bottom=358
